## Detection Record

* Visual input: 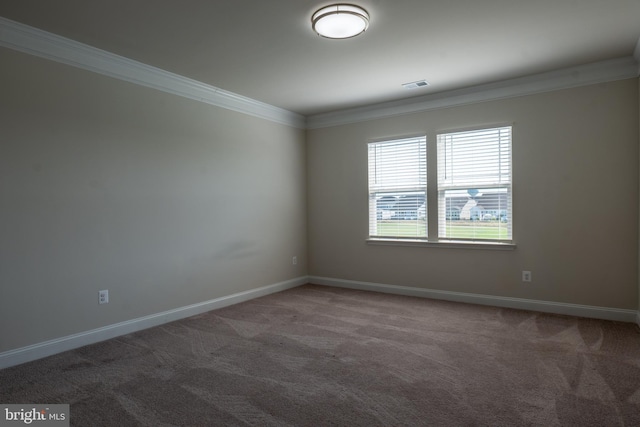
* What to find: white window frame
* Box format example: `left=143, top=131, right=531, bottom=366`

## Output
left=437, top=126, right=513, bottom=243
left=367, top=126, right=515, bottom=250
left=368, top=136, right=427, bottom=240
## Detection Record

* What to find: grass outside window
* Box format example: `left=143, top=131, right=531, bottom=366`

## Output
left=375, top=220, right=509, bottom=240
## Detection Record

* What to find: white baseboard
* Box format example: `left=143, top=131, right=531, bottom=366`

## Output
left=309, top=276, right=638, bottom=323
left=2, top=276, right=636, bottom=370
left=0, top=276, right=307, bottom=370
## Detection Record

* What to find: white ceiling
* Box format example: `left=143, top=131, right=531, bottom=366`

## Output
left=1, top=0, right=639, bottom=116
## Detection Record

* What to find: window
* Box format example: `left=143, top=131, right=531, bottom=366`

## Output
left=367, top=126, right=513, bottom=246
left=437, top=126, right=512, bottom=241
left=368, top=136, right=427, bottom=238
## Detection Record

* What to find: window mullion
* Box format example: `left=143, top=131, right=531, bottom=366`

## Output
left=427, top=134, right=439, bottom=240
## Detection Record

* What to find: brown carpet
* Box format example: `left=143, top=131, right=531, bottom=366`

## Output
left=1, top=284, right=639, bottom=426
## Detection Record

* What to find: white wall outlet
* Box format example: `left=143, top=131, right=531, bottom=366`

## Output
left=292, top=256, right=297, bottom=265
left=522, top=271, right=532, bottom=282
left=99, top=289, right=109, bottom=304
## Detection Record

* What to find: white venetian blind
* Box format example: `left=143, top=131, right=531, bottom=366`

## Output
left=368, top=136, right=427, bottom=238
left=437, top=126, right=512, bottom=241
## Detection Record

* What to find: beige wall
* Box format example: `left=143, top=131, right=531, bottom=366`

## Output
left=308, top=78, right=639, bottom=310
left=0, top=48, right=307, bottom=352
left=1, top=44, right=638, bottom=356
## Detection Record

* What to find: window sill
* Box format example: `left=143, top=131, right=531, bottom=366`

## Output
left=366, top=238, right=516, bottom=251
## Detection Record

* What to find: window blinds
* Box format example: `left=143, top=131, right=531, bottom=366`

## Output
left=368, top=136, right=427, bottom=238
left=437, top=126, right=512, bottom=241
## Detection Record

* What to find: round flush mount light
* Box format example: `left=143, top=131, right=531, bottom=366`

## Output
left=312, top=4, right=370, bottom=39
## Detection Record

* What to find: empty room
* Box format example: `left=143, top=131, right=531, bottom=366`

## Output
left=1, top=1, right=639, bottom=425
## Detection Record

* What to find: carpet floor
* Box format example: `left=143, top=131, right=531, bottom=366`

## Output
left=1, top=284, right=639, bottom=426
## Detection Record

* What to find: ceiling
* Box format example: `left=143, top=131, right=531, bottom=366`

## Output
left=1, top=0, right=639, bottom=116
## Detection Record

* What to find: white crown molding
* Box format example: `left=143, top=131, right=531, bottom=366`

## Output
left=307, top=56, right=640, bottom=129
left=0, top=17, right=306, bottom=129
left=0, top=276, right=307, bottom=369
left=309, top=276, right=639, bottom=323
left=0, top=17, right=637, bottom=131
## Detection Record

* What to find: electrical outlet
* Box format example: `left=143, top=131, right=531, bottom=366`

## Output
left=292, top=256, right=297, bottom=265
left=522, top=271, right=532, bottom=283
left=99, top=289, right=109, bottom=304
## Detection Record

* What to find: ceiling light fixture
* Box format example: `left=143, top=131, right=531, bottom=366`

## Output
left=312, top=4, right=369, bottom=39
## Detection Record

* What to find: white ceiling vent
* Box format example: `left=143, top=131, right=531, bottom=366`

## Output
left=402, top=80, right=430, bottom=89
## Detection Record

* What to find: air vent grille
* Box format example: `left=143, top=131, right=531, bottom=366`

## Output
left=402, top=80, right=430, bottom=89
